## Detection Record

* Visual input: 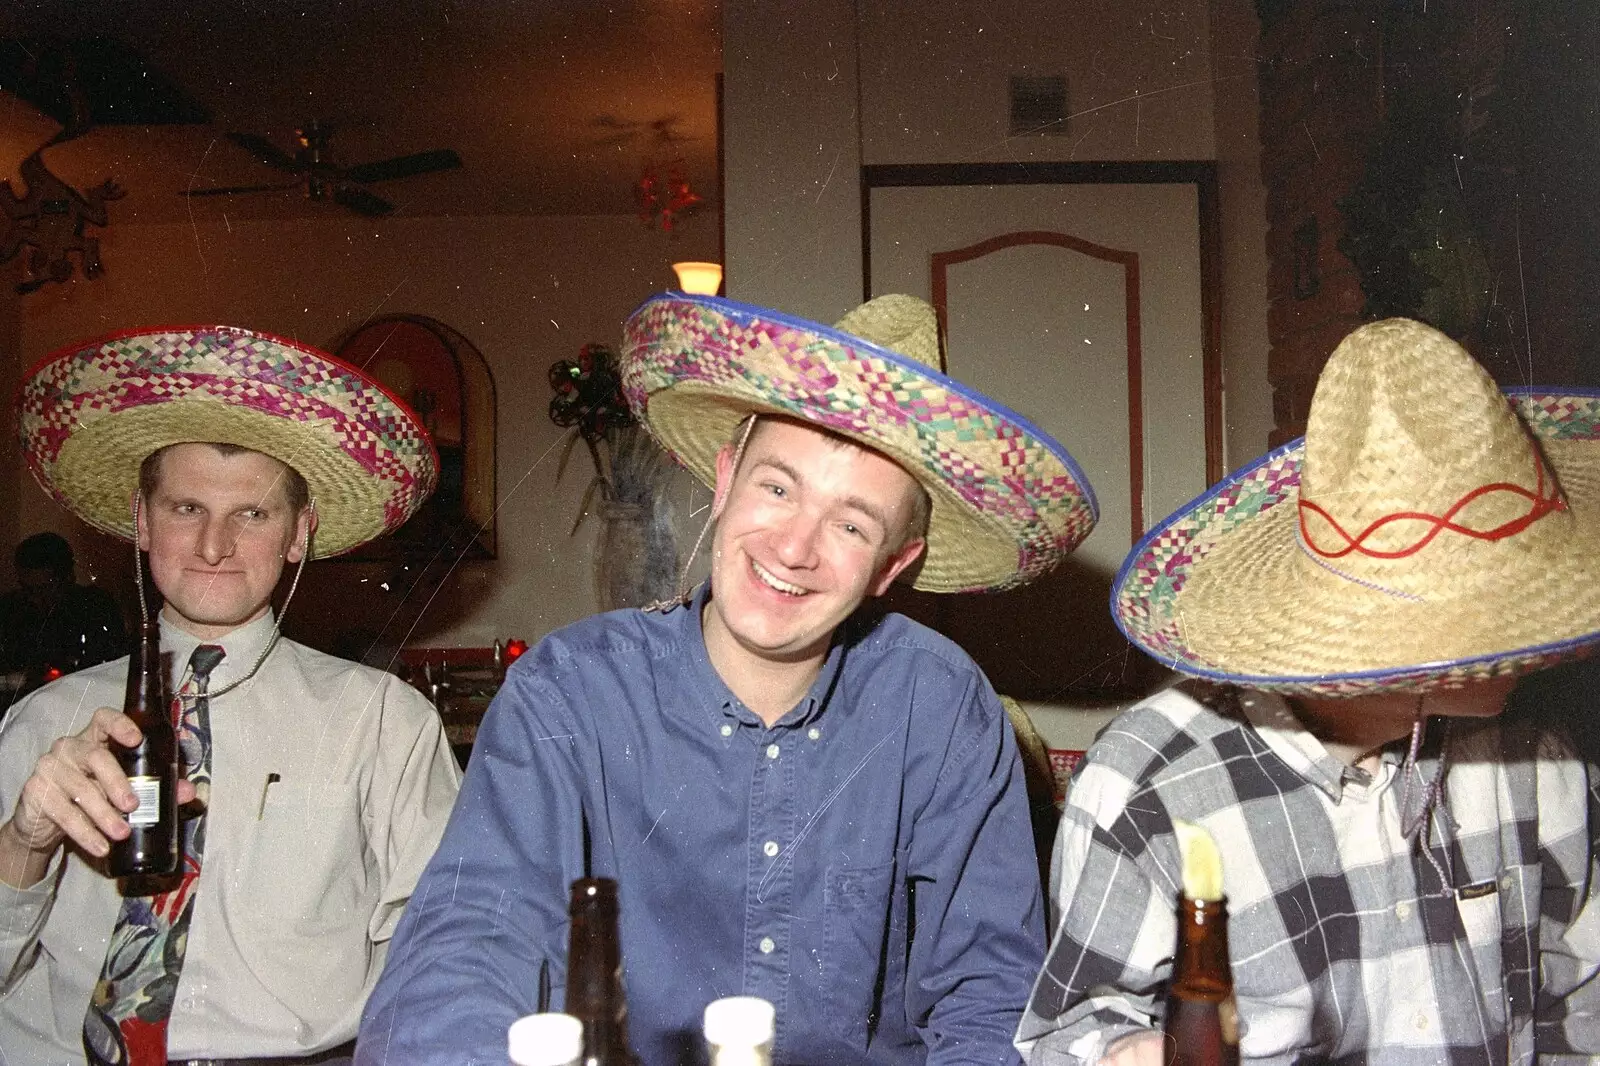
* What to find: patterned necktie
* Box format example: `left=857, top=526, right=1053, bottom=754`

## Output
left=84, top=643, right=225, bottom=1066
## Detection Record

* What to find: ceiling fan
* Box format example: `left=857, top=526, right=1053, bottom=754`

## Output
left=182, top=119, right=462, bottom=217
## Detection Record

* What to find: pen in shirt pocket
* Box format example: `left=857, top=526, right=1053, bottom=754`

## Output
left=257, top=772, right=282, bottom=819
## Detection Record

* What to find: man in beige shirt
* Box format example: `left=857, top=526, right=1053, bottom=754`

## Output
left=0, top=327, right=460, bottom=1066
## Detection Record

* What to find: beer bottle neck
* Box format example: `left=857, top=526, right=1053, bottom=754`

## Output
left=565, top=903, right=624, bottom=1017
left=564, top=879, right=635, bottom=1064
left=1171, top=895, right=1232, bottom=1001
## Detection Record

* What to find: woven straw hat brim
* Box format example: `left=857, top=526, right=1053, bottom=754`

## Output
left=621, top=294, right=1098, bottom=593
left=18, top=326, right=438, bottom=558
left=1113, top=390, right=1600, bottom=695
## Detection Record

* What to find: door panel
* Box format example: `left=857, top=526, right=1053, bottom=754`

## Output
left=865, top=173, right=1216, bottom=701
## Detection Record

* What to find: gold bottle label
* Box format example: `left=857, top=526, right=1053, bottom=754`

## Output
left=126, top=776, right=161, bottom=827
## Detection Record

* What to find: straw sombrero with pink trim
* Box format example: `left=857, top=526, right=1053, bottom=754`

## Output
left=620, top=292, right=1098, bottom=593
left=17, top=326, right=438, bottom=558
left=1113, top=317, right=1600, bottom=696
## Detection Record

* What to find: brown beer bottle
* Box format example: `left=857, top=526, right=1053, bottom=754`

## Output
left=106, top=621, right=178, bottom=878
left=563, top=878, right=639, bottom=1066
left=1164, top=821, right=1239, bottom=1066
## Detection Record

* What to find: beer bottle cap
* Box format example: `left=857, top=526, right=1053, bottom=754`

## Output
left=704, top=995, right=775, bottom=1047
left=508, top=1012, right=583, bottom=1065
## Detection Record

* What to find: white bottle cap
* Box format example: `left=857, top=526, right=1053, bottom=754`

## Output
left=508, top=1012, right=584, bottom=1066
left=703, top=995, right=776, bottom=1047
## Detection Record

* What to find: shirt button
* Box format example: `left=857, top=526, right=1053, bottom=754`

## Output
left=720, top=724, right=733, bottom=737
left=759, top=936, right=775, bottom=954
left=765, top=743, right=780, bottom=760
left=763, top=840, right=779, bottom=857
left=1414, top=1012, right=1430, bottom=1031
left=1395, top=900, right=1412, bottom=920
left=807, top=727, right=821, bottom=741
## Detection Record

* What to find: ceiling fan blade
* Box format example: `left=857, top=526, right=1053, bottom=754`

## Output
left=343, top=148, right=462, bottom=185
left=181, top=180, right=304, bottom=197
left=333, top=184, right=395, bottom=217
left=225, top=131, right=301, bottom=172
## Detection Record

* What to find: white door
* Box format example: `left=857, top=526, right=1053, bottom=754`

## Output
left=867, top=175, right=1216, bottom=704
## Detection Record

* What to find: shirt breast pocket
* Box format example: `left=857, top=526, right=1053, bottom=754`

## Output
left=239, top=780, right=367, bottom=938
left=1456, top=879, right=1503, bottom=948
left=822, top=859, right=901, bottom=1049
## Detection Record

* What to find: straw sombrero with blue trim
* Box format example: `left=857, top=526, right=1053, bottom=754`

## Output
left=1113, top=317, right=1600, bottom=696
left=620, top=293, right=1097, bottom=592
left=18, top=326, right=438, bottom=558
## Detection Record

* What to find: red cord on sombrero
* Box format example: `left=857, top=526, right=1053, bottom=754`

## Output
left=1299, top=459, right=1567, bottom=560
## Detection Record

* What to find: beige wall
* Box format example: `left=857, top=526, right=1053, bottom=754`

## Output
left=858, top=0, right=1217, bottom=164
left=12, top=211, right=718, bottom=647
left=726, top=0, right=1267, bottom=464
left=722, top=0, right=864, bottom=321
left=1209, top=0, right=1273, bottom=467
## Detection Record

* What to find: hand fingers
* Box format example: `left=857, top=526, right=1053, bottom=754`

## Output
left=176, top=779, right=198, bottom=806
left=15, top=754, right=128, bottom=858
left=88, top=706, right=143, bottom=750
left=12, top=713, right=143, bottom=858
left=80, top=744, right=137, bottom=813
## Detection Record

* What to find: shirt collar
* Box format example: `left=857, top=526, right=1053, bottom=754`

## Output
left=677, top=581, right=848, bottom=729
left=1235, top=688, right=1365, bottom=801
left=157, top=610, right=278, bottom=695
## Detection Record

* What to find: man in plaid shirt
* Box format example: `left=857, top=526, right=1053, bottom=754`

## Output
left=1018, top=319, right=1600, bottom=1065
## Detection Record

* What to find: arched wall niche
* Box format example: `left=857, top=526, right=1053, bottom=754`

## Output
left=331, top=315, right=497, bottom=560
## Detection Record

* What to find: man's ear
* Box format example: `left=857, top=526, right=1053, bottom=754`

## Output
left=285, top=501, right=318, bottom=564
left=711, top=441, right=738, bottom=520
left=866, top=536, right=926, bottom=598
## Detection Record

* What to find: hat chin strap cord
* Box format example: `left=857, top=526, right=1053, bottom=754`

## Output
left=643, top=413, right=758, bottom=614
left=131, top=494, right=315, bottom=702
left=1398, top=697, right=1454, bottom=890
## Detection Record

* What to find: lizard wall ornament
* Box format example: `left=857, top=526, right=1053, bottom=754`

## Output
left=1, top=130, right=125, bottom=294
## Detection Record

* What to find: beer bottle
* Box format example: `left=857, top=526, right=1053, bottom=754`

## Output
left=106, top=621, right=178, bottom=878
left=1164, top=821, right=1239, bottom=1066
left=704, top=996, right=775, bottom=1066
left=563, top=878, right=638, bottom=1066
left=508, top=1012, right=583, bottom=1066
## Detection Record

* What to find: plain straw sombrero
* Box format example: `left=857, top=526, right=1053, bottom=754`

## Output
left=1114, top=317, right=1600, bottom=695
left=620, top=292, right=1098, bottom=592
left=18, top=325, right=438, bottom=557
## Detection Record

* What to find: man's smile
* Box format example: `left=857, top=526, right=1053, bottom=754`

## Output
left=750, top=558, right=808, bottom=597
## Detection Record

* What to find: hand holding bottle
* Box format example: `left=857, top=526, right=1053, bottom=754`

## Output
left=0, top=707, right=197, bottom=885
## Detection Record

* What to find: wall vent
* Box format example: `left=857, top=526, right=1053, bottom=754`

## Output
left=1009, top=75, right=1068, bottom=136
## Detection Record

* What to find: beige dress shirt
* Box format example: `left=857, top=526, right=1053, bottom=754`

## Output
left=0, top=612, right=462, bottom=1064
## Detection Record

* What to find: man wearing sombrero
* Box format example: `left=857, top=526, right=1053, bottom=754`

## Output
left=357, top=294, right=1099, bottom=1063
left=1017, top=319, right=1600, bottom=1064
left=0, top=328, right=462, bottom=1065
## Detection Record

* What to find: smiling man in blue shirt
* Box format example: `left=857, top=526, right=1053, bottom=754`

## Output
left=357, top=294, right=1100, bottom=1064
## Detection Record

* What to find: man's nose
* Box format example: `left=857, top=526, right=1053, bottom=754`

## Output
left=195, top=515, right=238, bottom=564
left=771, top=510, right=821, bottom=569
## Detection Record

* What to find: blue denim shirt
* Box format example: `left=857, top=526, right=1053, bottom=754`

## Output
left=357, top=585, right=1043, bottom=1065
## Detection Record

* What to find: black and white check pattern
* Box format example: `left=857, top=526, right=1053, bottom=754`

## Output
left=1017, top=683, right=1600, bottom=1065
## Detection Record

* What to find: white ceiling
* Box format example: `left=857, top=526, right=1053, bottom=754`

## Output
left=0, top=0, right=721, bottom=223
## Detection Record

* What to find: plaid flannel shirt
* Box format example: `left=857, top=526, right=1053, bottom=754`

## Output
left=1016, top=682, right=1600, bottom=1065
